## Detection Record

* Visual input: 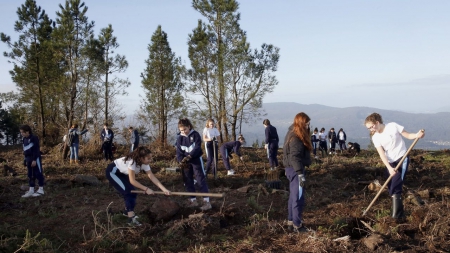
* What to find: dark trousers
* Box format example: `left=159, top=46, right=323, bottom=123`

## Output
left=102, top=141, right=113, bottom=161
left=25, top=156, right=45, bottom=187
left=338, top=140, right=346, bottom=150
left=319, top=141, right=327, bottom=152
left=220, top=146, right=232, bottom=170
left=386, top=156, right=409, bottom=196
left=312, top=142, right=319, bottom=155
left=267, top=142, right=279, bottom=167
left=205, top=141, right=218, bottom=173
left=105, top=163, right=137, bottom=212
left=330, top=141, right=337, bottom=152
left=286, top=167, right=305, bottom=227
left=181, top=157, right=209, bottom=198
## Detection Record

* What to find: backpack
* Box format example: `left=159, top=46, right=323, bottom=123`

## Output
left=68, top=131, right=77, bottom=146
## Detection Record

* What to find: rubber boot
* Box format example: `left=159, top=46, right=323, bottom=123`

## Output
left=392, top=194, right=406, bottom=222
left=75, top=160, right=79, bottom=165
left=70, top=159, right=73, bottom=165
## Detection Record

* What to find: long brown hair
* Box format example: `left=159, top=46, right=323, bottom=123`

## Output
left=123, top=146, right=151, bottom=167
left=292, top=112, right=312, bottom=151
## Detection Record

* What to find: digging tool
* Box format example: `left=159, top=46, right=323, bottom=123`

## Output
left=131, top=190, right=225, bottom=198
left=213, top=138, right=218, bottom=180
left=362, top=130, right=424, bottom=216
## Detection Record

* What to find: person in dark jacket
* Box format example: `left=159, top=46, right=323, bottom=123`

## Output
left=20, top=125, right=45, bottom=198
left=101, top=123, right=114, bottom=161
left=283, top=113, right=312, bottom=233
left=68, top=124, right=88, bottom=164
left=337, top=128, right=347, bottom=152
left=263, top=119, right=279, bottom=170
left=128, top=126, right=139, bottom=152
left=328, top=128, right=337, bottom=155
left=176, top=118, right=211, bottom=211
left=347, top=142, right=360, bottom=155
left=220, top=134, right=246, bottom=176
left=311, top=128, right=320, bottom=159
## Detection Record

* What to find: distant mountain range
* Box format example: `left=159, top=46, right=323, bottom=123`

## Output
left=240, top=102, right=450, bottom=150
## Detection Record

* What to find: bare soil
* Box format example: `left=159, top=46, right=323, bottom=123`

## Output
left=0, top=144, right=449, bottom=252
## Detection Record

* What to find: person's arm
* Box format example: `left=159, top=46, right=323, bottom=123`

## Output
left=128, top=169, right=155, bottom=195
left=146, top=170, right=170, bottom=195
left=188, top=132, right=203, bottom=158
left=290, top=137, right=305, bottom=175
left=401, top=129, right=425, bottom=140
left=31, top=135, right=40, bottom=167
left=375, top=146, right=396, bottom=175
left=110, top=129, right=114, bottom=141
left=234, top=142, right=242, bottom=157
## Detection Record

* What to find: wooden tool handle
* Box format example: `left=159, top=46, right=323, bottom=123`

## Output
left=131, top=190, right=225, bottom=198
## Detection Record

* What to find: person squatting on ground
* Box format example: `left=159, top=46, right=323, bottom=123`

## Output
left=263, top=119, right=279, bottom=170
left=101, top=123, right=114, bottom=161
left=105, top=146, right=170, bottom=226
left=311, top=128, right=320, bottom=159
left=129, top=126, right=139, bottom=153
left=347, top=142, right=360, bottom=155
left=219, top=134, right=246, bottom=176
left=176, top=118, right=212, bottom=211
left=364, top=112, right=425, bottom=222
left=283, top=113, right=312, bottom=233
left=318, top=127, right=328, bottom=156
left=328, top=128, right=337, bottom=154
left=337, top=128, right=347, bottom=152
left=68, top=124, right=88, bottom=164
left=202, top=119, right=220, bottom=175
left=20, top=125, right=45, bottom=198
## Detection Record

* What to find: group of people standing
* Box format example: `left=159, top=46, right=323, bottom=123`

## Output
left=311, top=127, right=348, bottom=158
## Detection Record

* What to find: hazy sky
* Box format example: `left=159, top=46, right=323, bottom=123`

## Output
left=1, top=0, right=449, bottom=113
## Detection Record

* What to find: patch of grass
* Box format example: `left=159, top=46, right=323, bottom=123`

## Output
left=375, top=208, right=390, bottom=219
left=247, top=196, right=262, bottom=212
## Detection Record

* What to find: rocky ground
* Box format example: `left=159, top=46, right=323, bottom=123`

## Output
left=0, top=143, right=449, bottom=252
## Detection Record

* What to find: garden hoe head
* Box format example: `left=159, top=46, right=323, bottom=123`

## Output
left=265, top=169, right=281, bottom=189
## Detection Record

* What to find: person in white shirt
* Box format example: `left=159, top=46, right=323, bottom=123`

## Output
left=364, top=112, right=425, bottom=222
left=202, top=119, right=220, bottom=175
left=105, top=146, right=170, bottom=226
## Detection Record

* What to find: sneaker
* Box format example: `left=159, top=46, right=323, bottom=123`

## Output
left=21, top=190, right=35, bottom=198
left=32, top=189, right=44, bottom=197
left=187, top=199, right=199, bottom=208
left=292, top=224, right=308, bottom=233
left=287, top=220, right=293, bottom=226
left=200, top=201, right=212, bottom=211
left=227, top=169, right=235, bottom=176
left=127, top=215, right=142, bottom=226
left=121, top=210, right=128, bottom=217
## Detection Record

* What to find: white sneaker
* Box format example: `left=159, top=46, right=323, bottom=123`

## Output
left=21, top=190, right=35, bottom=198
left=200, top=201, right=212, bottom=211
left=127, top=215, right=142, bottom=226
left=227, top=169, right=235, bottom=176
left=32, top=189, right=45, bottom=197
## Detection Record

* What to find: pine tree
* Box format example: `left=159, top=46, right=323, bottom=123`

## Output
left=141, top=25, right=184, bottom=146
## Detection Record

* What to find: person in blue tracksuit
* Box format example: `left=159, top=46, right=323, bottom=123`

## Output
left=128, top=126, right=139, bottom=152
left=311, top=128, right=320, bottom=159
left=68, top=124, right=88, bottom=164
left=219, top=134, right=246, bottom=176
left=105, top=146, right=170, bottom=226
left=101, top=123, right=114, bottom=161
left=263, top=119, right=279, bottom=170
left=176, top=118, right=212, bottom=211
left=283, top=113, right=312, bottom=233
left=202, top=119, right=220, bottom=175
left=20, top=125, right=45, bottom=198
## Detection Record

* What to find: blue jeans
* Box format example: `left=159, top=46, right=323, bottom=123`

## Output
left=70, top=143, right=79, bottom=160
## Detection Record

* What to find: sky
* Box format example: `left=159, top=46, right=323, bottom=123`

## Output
left=1, top=0, right=450, bottom=114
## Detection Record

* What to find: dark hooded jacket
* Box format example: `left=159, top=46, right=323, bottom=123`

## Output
left=283, top=125, right=311, bottom=175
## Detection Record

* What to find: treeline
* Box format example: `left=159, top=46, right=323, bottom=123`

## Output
left=0, top=0, right=279, bottom=147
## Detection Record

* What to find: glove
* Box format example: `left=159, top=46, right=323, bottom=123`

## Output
left=298, top=174, right=306, bottom=188
left=240, top=156, right=244, bottom=161
left=179, top=162, right=189, bottom=170
left=181, top=155, right=191, bottom=163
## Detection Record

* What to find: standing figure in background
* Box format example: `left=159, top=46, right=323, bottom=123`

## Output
left=263, top=119, right=279, bottom=170
left=68, top=124, right=88, bottom=164
left=318, top=128, right=328, bottom=157
left=311, top=127, right=320, bottom=159
left=20, top=125, right=45, bottom=198
left=129, top=127, right=139, bottom=152
left=220, top=134, right=246, bottom=176
left=202, top=119, right=220, bottom=175
left=101, top=123, right=114, bottom=161
left=328, top=128, right=337, bottom=155
left=337, top=128, right=347, bottom=152
left=176, top=118, right=212, bottom=211
left=364, top=112, right=425, bottom=222
left=283, top=112, right=312, bottom=233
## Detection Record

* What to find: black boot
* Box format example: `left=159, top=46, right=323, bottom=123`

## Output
left=392, top=194, right=406, bottom=222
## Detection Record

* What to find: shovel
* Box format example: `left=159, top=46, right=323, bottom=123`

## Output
left=131, top=190, right=225, bottom=198
left=362, top=129, right=424, bottom=216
